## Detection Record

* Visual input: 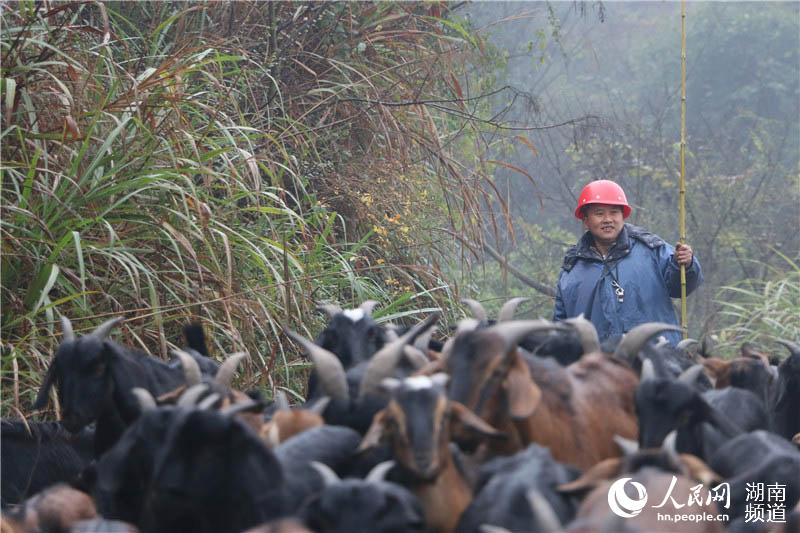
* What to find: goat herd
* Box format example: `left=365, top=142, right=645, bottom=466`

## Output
left=1, top=298, right=799, bottom=532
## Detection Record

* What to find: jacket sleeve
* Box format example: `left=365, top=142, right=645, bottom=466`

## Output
left=553, top=272, right=567, bottom=321
left=659, top=244, right=704, bottom=298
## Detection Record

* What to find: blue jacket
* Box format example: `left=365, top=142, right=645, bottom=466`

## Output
left=553, top=224, right=703, bottom=345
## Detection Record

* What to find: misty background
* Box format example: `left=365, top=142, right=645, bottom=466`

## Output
left=454, top=1, right=799, bottom=344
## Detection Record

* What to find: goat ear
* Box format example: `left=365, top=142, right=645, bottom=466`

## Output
left=358, top=410, right=388, bottom=451
left=450, top=402, right=506, bottom=440
left=33, top=361, right=57, bottom=409
left=503, top=353, right=541, bottom=420
left=556, top=457, right=622, bottom=495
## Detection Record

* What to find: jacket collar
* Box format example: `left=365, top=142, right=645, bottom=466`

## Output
left=561, top=223, right=666, bottom=272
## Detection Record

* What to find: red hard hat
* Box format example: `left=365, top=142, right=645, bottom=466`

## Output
left=574, top=180, right=632, bottom=219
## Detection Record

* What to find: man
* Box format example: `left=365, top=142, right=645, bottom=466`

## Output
left=553, top=180, right=702, bottom=345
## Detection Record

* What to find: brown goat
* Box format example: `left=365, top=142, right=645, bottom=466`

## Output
left=1, top=484, right=97, bottom=533
left=444, top=320, right=678, bottom=469
left=701, top=356, right=772, bottom=388
left=259, top=392, right=328, bottom=447
left=359, top=374, right=504, bottom=533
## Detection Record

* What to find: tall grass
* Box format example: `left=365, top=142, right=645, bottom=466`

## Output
left=2, top=2, right=511, bottom=416
left=713, top=252, right=800, bottom=355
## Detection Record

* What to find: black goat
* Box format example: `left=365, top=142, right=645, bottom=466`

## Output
left=286, top=313, right=439, bottom=433
left=702, top=353, right=774, bottom=407
left=0, top=420, right=93, bottom=507
left=709, top=430, right=800, bottom=521
left=772, top=340, right=800, bottom=440
left=92, top=406, right=179, bottom=525
left=300, top=461, right=425, bottom=533
left=94, top=398, right=284, bottom=533
left=635, top=362, right=755, bottom=461
left=314, top=301, right=388, bottom=369
left=34, top=317, right=216, bottom=456
left=272, top=425, right=361, bottom=513
left=143, top=408, right=284, bottom=533
left=456, top=444, right=580, bottom=533
left=460, top=298, right=587, bottom=366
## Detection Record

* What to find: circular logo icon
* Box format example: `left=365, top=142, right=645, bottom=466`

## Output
left=607, top=477, right=648, bottom=518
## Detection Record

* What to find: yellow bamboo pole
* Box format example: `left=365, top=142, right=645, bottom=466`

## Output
left=679, top=0, right=688, bottom=339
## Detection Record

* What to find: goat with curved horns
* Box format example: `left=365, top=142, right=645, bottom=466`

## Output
left=445, top=320, right=678, bottom=468
left=359, top=374, right=505, bottom=533
left=285, top=314, right=440, bottom=430
left=313, top=300, right=387, bottom=371
left=34, top=317, right=218, bottom=456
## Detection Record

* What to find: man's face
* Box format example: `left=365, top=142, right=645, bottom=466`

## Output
left=582, top=203, right=624, bottom=243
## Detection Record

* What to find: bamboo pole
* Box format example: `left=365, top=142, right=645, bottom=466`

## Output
left=679, top=0, right=688, bottom=339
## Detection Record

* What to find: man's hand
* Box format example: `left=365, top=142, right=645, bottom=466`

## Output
left=675, top=243, right=694, bottom=267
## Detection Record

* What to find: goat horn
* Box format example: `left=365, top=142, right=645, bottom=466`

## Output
left=776, top=339, right=800, bottom=357
left=526, top=489, right=563, bottom=533
left=378, top=312, right=439, bottom=356
left=172, top=349, right=202, bottom=386
left=359, top=300, right=379, bottom=316
left=439, top=318, right=481, bottom=362
left=456, top=318, right=481, bottom=334
left=403, top=345, right=429, bottom=369
left=310, top=461, right=340, bottom=487
left=613, top=434, right=639, bottom=456
left=215, top=352, right=248, bottom=387
left=479, top=526, right=512, bottom=533
left=676, top=338, right=700, bottom=351
left=413, top=324, right=435, bottom=352
left=488, top=320, right=568, bottom=353
left=640, top=358, right=656, bottom=382
left=385, top=326, right=400, bottom=342
left=700, top=336, right=716, bottom=358
left=365, top=460, right=396, bottom=483
left=359, top=314, right=439, bottom=397
left=131, top=387, right=157, bottom=411
left=177, top=383, right=209, bottom=407
left=91, top=316, right=124, bottom=340
left=564, top=314, right=600, bottom=354
left=316, top=303, right=342, bottom=319
left=221, top=398, right=259, bottom=417
left=60, top=316, right=75, bottom=342
left=678, top=364, right=705, bottom=385
left=613, top=323, right=682, bottom=362
left=285, top=329, right=348, bottom=402
left=498, top=297, right=529, bottom=322
left=461, top=299, right=487, bottom=322
left=308, top=396, right=331, bottom=415
left=197, top=392, right=221, bottom=410
left=274, top=390, right=291, bottom=410
left=662, top=430, right=679, bottom=463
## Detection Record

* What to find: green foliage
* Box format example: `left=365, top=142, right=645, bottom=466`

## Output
left=0, top=1, right=495, bottom=416
left=713, top=252, right=800, bottom=354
